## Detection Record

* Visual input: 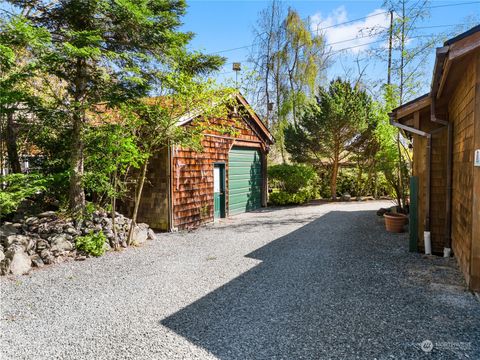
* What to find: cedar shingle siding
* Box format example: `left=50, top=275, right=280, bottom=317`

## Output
left=391, top=27, right=480, bottom=291
left=172, top=114, right=267, bottom=230
left=123, top=94, right=273, bottom=232
left=449, top=56, right=476, bottom=286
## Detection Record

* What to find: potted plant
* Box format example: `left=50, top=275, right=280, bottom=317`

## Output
left=383, top=211, right=408, bottom=232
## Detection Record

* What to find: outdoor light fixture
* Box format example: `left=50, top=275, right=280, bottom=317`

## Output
left=232, top=62, right=241, bottom=88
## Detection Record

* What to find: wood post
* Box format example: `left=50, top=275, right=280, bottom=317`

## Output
left=409, top=176, right=419, bottom=252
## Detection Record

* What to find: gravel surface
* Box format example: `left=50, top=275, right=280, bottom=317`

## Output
left=1, top=201, right=479, bottom=360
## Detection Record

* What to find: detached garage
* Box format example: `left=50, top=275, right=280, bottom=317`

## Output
left=121, top=93, right=274, bottom=231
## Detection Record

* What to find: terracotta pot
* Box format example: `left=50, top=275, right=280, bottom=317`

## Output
left=384, top=212, right=408, bottom=233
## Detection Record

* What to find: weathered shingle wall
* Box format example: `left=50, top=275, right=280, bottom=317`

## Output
left=449, top=56, right=476, bottom=285
left=172, top=114, right=265, bottom=230
left=121, top=148, right=170, bottom=231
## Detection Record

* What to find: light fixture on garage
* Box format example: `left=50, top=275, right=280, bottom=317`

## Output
left=232, top=62, right=241, bottom=89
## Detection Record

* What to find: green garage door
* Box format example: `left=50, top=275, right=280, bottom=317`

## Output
left=228, top=148, right=262, bottom=215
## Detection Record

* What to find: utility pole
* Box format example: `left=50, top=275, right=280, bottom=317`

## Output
left=387, top=10, right=393, bottom=86
left=399, top=1, right=405, bottom=105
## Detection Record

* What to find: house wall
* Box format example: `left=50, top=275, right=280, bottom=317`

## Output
left=412, top=110, right=447, bottom=254
left=449, top=54, right=477, bottom=287
left=172, top=114, right=267, bottom=230
left=120, top=148, right=170, bottom=231
left=472, top=52, right=480, bottom=291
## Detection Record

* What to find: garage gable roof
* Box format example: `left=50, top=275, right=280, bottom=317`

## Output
left=177, top=92, right=274, bottom=145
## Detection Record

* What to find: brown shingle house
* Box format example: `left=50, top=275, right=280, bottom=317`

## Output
left=390, top=25, right=480, bottom=291
left=123, top=93, right=274, bottom=232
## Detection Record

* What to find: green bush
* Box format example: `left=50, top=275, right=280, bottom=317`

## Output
left=75, top=231, right=107, bottom=257
left=268, top=164, right=317, bottom=193
left=0, top=173, right=50, bottom=218
left=269, top=189, right=313, bottom=206
left=268, top=164, right=318, bottom=206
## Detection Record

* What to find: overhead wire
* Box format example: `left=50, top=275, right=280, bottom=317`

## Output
left=208, top=1, right=479, bottom=56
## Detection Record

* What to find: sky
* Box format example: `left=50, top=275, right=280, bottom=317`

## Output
left=181, top=0, right=480, bottom=99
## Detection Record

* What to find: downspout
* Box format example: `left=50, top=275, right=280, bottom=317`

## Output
left=389, top=116, right=433, bottom=254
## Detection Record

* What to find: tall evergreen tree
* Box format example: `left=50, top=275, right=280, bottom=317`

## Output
left=7, top=0, right=224, bottom=214
left=284, top=79, right=371, bottom=199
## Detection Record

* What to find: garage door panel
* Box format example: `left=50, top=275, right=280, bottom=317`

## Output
left=228, top=148, right=262, bottom=215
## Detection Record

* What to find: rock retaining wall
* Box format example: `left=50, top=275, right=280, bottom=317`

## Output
left=0, top=211, right=155, bottom=275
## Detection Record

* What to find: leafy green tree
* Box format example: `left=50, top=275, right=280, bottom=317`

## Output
left=84, top=120, right=144, bottom=248
left=0, top=173, right=50, bottom=219
left=0, top=15, right=50, bottom=173
left=249, top=3, right=326, bottom=162
left=374, top=85, right=410, bottom=209
left=121, top=82, right=236, bottom=245
left=7, top=0, right=224, bottom=215
left=284, top=79, right=371, bottom=199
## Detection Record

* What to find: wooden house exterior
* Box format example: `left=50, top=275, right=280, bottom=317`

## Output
left=391, top=25, right=480, bottom=291
left=122, top=93, right=274, bottom=232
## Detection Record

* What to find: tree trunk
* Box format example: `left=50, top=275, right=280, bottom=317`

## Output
left=331, top=157, right=339, bottom=200
left=6, top=112, right=21, bottom=173
left=69, top=58, right=87, bottom=215
left=127, top=159, right=148, bottom=245
left=110, top=167, right=118, bottom=249
left=69, top=111, right=86, bottom=214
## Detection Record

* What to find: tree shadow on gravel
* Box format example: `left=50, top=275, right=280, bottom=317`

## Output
left=161, top=210, right=480, bottom=359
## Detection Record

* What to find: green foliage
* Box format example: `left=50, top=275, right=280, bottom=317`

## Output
left=268, top=164, right=317, bottom=193
left=84, top=122, right=144, bottom=205
left=284, top=79, right=373, bottom=198
left=268, top=164, right=317, bottom=205
left=75, top=231, right=107, bottom=257
left=285, top=79, right=371, bottom=165
left=374, top=86, right=410, bottom=207
left=0, top=173, right=49, bottom=218
left=5, top=0, right=226, bottom=214
left=269, top=189, right=313, bottom=206
left=316, top=168, right=391, bottom=199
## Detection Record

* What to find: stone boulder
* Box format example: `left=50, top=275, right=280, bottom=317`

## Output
left=40, top=249, right=55, bottom=264
left=132, top=223, right=149, bottom=245
left=37, top=211, right=57, bottom=218
left=147, top=228, right=156, bottom=241
left=0, top=258, right=11, bottom=275
left=9, top=251, right=32, bottom=275
left=50, top=234, right=74, bottom=253
left=25, top=217, right=39, bottom=226
left=30, top=254, right=44, bottom=268
left=6, top=235, right=32, bottom=251
left=0, top=223, right=18, bottom=240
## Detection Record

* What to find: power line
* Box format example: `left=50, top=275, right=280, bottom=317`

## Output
left=219, top=22, right=473, bottom=70
left=217, top=33, right=443, bottom=77
left=208, top=1, right=479, bottom=56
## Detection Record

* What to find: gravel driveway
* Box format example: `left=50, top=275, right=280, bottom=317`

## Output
left=1, top=201, right=479, bottom=359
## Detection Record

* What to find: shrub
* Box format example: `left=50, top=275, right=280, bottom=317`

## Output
left=75, top=231, right=107, bottom=257
left=268, top=164, right=317, bottom=193
left=268, top=164, right=318, bottom=206
left=269, top=189, right=313, bottom=206
left=0, top=173, right=50, bottom=219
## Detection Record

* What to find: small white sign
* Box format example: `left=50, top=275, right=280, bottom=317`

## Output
left=475, top=149, right=480, bottom=167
